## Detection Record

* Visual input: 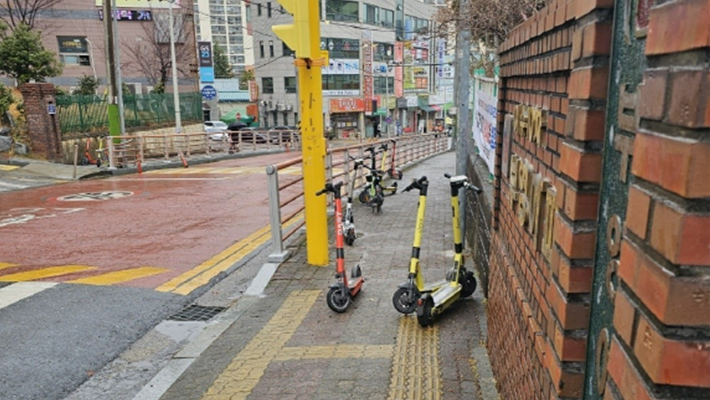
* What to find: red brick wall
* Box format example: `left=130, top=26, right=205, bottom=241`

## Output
left=490, top=0, right=611, bottom=398
left=19, top=83, right=62, bottom=162
left=606, top=0, right=710, bottom=398
left=489, top=0, right=710, bottom=399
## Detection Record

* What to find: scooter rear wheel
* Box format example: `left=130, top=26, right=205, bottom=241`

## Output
left=326, top=287, right=351, bottom=313
left=359, top=190, right=371, bottom=204
left=460, top=271, right=477, bottom=298
left=345, top=228, right=356, bottom=246
left=392, top=287, right=419, bottom=314
left=416, top=295, right=435, bottom=327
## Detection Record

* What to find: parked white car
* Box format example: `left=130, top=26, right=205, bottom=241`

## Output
left=204, top=121, right=229, bottom=140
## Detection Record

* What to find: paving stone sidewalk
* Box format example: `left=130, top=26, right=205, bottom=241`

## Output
left=158, top=151, right=499, bottom=400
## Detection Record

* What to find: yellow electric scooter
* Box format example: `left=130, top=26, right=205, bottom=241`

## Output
left=415, top=173, right=481, bottom=327
left=392, top=176, right=448, bottom=314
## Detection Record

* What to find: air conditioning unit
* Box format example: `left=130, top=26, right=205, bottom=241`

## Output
left=277, top=103, right=286, bottom=111
left=285, top=104, right=293, bottom=111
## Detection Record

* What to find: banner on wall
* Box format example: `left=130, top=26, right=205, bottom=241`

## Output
left=473, top=89, right=497, bottom=174
left=394, top=42, right=404, bottom=97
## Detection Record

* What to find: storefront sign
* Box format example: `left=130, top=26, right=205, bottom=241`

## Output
left=95, top=0, right=179, bottom=8
left=394, top=42, right=404, bottom=98
left=98, top=9, right=153, bottom=21
left=405, top=96, right=418, bottom=107
left=57, top=36, right=88, bottom=54
left=322, top=59, right=360, bottom=75
left=330, top=98, right=366, bottom=113
left=396, top=98, right=408, bottom=109
left=513, top=104, right=546, bottom=147
left=324, top=90, right=360, bottom=96
left=473, top=89, right=497, bottom=174
left=362, top=32, right=374, bottom=113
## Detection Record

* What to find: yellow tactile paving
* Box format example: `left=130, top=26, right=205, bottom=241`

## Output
left=272, top=344, right=393, bottom=361
left=200, top=290, right=320, bottom=400
left=388, top=316, right=441, bottom=400
left=67, top=266, right=168, bottom=285
left=0, top=265, right=95, bottom=282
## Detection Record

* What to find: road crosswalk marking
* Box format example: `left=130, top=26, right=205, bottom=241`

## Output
left=67, top=266, right=168, bottom=285
left=0, top=265, right=95, bottom=282
left=0, top=282, right=57, bottom=309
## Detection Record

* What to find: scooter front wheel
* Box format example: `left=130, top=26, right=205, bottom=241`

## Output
left=326, top=287, right=351, bottom=313
left=392, top=287, right=419, bottom=314
left=359, top=190, right=371, bottom=204
left=416, top=295, right=435, bottom=327
left=460, top=271, right=477, bottom=298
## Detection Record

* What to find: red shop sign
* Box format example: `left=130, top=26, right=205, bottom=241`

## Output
left=330, top=98, right=366, bottom=113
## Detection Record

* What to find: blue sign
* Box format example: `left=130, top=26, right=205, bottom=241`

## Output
left=201, top=85, right=217, bottom=101
left=47, top=104, right=57, bottom=115
left=200, top=66, right=215, bottom=83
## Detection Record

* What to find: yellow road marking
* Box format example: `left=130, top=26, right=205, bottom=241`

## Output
left=0, top=265, right=95, bottom=282
left=0, top=263, right=18, bottom=271
left=157, top=213, right=303, bottom=296
left=0, top=165, right=19, bottom=171
left=388, top=316, right=441, bottom=400
left=201, top=290, right=320, bottom=400
left=67, top=266, right=168, bottom=285
left=273, top=344, right=392, bottom=361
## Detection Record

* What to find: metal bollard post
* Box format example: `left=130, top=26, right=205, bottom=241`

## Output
left=107, top=138, right=115, bottom=169
left=72, top=143, right=78, bottom=180
left=343, top=149, right=350, bottom=198
left=266, top=164, right=290, bottom=263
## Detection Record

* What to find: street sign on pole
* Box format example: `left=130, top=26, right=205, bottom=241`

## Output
left=201, top=85, right=217, bottom=101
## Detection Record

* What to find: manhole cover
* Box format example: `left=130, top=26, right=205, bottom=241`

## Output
left=168, top=305, right=226, bottom=322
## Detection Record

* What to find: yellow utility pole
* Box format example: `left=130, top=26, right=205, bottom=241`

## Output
left=273, top=0, right=329, bottom=266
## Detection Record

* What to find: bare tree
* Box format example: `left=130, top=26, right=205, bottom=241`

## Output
left=0, top=0, right=61, bottom=31
left=122, top=11, right=196, bottom=89
left=433, top=0, right=550, bottom=76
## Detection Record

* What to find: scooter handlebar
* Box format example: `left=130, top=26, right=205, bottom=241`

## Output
left=403, top=176, right=428, bottom=192
left=444, top=173, right=452, bottom=178
left=467, top=184, right=483, bottom=194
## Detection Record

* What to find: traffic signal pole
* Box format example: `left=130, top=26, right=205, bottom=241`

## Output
left=296, top=58, right=328, bottom=266
left=273, top=0, right=329, bottom=266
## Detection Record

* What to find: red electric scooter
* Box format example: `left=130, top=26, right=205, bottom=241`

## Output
left=316, top=181, right=365, bottom=313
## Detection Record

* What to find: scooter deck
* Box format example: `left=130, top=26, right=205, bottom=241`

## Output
left=431, top=283, right=461, bottom=313
left=421, top=279, right=448, bottom=293
left=349, top=277, right=364, bottom=297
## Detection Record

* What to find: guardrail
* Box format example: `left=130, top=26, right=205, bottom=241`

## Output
left=265, top=133, right=451, bottom=262
left=101, top=129, right=302, bottom=168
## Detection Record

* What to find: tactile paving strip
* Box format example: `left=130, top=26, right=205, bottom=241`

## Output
left=388, top=315, right=441, bottom=400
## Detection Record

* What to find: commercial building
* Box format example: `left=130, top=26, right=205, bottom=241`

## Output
left=1, top=0, right=198, bottom=94
left=248, top=0, right=447, bottom=137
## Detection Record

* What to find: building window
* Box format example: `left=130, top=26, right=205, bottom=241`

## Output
left=269, top=40, right=274, bottom=57
left=322, top=74, right=360, bottom=91
left=267, top=2, right=271, bottom=17
left=212, top=25, right=226, bottom=35
left=326, top=0, right=358, bottom=22
left=227, top=16, right=242, bottom=25
left=364, top=4, right=379, bottom=24
left=209, top=3, right=224, bottom=14
left=262, top=77, right=274, bottom=93
left=320, top=38, right=359, bottom=59
left=282, top=42, right=295, bottom=57
left=381, top=9, right=394, bottom=28
left=373, top=42, right=393, bottom=62
left=259, top=41, right=265, bottom=58
left=213, top=35, right=227, bottom=45
left=374, top=76, right=394, bottom=94
left=57, top=36, right=91, bottom=66
left=284, top=77, right=296, bottom=93
left=257, top=3, right=262, bottom=16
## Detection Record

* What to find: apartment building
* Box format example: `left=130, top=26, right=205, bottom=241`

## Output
left=14, top=0, right=199, bottom=94
left=194, top=0, right=254, bottom=76
left=248, top=0, right=444, bottom=137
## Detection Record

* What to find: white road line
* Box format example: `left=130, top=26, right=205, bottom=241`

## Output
left=0, top=181, right=28, bottom=189
left=0, top=282, right=58, bottom=309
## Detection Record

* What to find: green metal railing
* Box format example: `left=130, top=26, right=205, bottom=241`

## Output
left=56, top=93, right=202, bottom=136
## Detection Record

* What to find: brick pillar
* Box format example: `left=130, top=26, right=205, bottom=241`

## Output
left=605, top=0, right=710, bottom=398
left=19, top=83, right=62, bottom=161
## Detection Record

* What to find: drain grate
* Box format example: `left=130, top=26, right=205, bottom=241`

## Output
left=168, top=305, right=226, bottom=322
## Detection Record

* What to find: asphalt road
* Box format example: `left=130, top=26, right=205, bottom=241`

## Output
left=0, top=151, right=298, bottom=400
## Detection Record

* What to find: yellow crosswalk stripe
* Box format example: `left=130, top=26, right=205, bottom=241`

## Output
left=67, top=266, right=168, bottom=286
left=157, top=212, right=304, bottom=296
left=0, top=263, right=18, bottom=270
left=0, top=265, right=95, bottom=282
left=0, top=165, right=19, bottom=171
